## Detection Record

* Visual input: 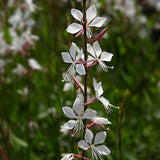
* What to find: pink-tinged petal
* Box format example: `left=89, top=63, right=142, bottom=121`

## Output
left=87, top=44, right=96, bottom=58
left=66, top=23, right=83, bottom=34
left=89, top=17, right=106, bottom=27
left=94, top=131, right=106, bottom=145
left=76, top=64, right=86, bottom=75
left=78, top=140, right=90, bottom=150
left=71, top=9, right=83, bottom=22
left=62, top=107, right=77, bottom=118
left=82, top=109, right=97, bottom=119
left=61, top=120, right=77, bottom=130
left=100, top=51, right=113, bottom=62
left=61, top=52, right=73, bottom=63
left=70, top=42, right=77, bottom=60
left=86, top=5, right=97, bottom=24
left=93, top=41, right=102, bottom=58
left=85, top=129, right=93, bottom=144
left=95, top=145, right=111, bottom=156
left=73, top=97, right=83, bottom=116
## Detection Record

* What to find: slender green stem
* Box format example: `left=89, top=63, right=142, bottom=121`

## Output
left=82, top=0, right=88, bottom=158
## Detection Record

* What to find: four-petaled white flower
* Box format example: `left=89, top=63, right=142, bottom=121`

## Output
left=66, top=5, right=106, bottom=39
left=61, top=153, right=74, bottom=160
left=61, top=42, right=86, bottom=81
left=78, top=129, right=110, bottom=160
left=62, top=97, right=97, bottom=135
left=93, top=78, right=119, bottom=113
left=87, top=41, right=113, bottom=72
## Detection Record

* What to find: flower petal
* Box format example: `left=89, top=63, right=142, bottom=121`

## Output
left=92, top=116, right=111, bottom=125
left=61, top=52, right=73, bottom=63
left=66, top=23, right=83, bottom=34
left=76, top=64, right=86, bottom=75
left=86, top=5, right=97, bottom=24
left=82, top=109, right=97, bottom=119
left=70, top=42, right=77, bottom=60
left=87, top=43, right=96, bottom=58
left=89, top=17, right=106, bottom=27
left=62, top=107, right=77, bottom=118
left=78, top=140, right=90, bottom=150
left=93, top=41, right=102, bottom=58
left=94, top=131, right=106, bottom=145
left=61, top=120, right=77, bottom=130
left=85, top=129, right=93, bottom=144
left=73, top=97, right=83, bottom=116
left=100, top=51, right=113, bottom=62
left=95, top=145, right=111, bottom=156
left=71, top=9, right=83, bottom=22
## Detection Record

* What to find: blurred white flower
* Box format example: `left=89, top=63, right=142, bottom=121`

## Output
left=28, top=58, right=42, bottom=70
left=66, top=5, right=107, bottom=38
left=78, top=129, right=110, bottom=159
left=12, top=64, right=27, bottom=76
left=0, top=33, right=8, bottom=56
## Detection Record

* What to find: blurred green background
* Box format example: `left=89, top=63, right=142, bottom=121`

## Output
left=0, top=0, right=160, bottom=160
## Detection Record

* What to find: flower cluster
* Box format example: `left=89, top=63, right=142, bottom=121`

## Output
left=60, top=0, right=118, bottom=160
left=0, top=0, right=43, bottom=91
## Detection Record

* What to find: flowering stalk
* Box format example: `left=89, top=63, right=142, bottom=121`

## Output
left=61, top=0, right=119, bottom=159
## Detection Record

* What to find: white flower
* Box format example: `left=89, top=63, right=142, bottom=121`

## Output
left=61, top=42, right=86, bottom=81
left=87, top=41, right=113, bottom=72
left=28, top=58, right=42, bottom=70
left=0, top=33, right=8, bottom=56
left=12, top=64, right=27, bottom=76
left=93, top=78, right=119, bottom=113
left=61, top=153, right=74, bottom=160
left=66, top=5, right=107, bottom=38
left=78, top=129, right=110, bottom=160
left=25, top=0, right=37, bottom=12
left=62, top=97, right=97, bottom=135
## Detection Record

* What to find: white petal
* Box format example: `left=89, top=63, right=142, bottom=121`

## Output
left=95, top=145, right=111, bottom=156
left=94, top=131, right=106, bottom=145
left=61, top=52, right=73, bottom=63
left=62, top=107, right=77, bottom=119
left=82, top=109, right=97, bottom=119
left=89, top=17, right=106, bottom=27
left=87, top=43, right=96, bottom=58
left=61, top=120, right=77, bottom=130
left=86, top=5, right=97, bottom=24
left=66, top=23, right=83, bottom=34
left=99, top=97, right=109, bottom=107
left=76, top=64, right=86, bottom=75
left=61, top=153, right=74, bottom=160
left=73, top=97, right=83, bottom=116
left=93, top=78, right=98, bottom=91
left=78, top=140, right=90, bottom=150
left=92, top=117, right=111, bottom=125
left=71, top=9, right=83, bottom=22
left=63, top=82, right=73, bottom=91
left=85, top=129, right=93, bottom=144
left=96, top=82, right=104, bottom=97
left=70, top=42, right=77, bottom=60
left=100, top=51, right=113, bottom=62
left=93, top=41, right=102, bottom=58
